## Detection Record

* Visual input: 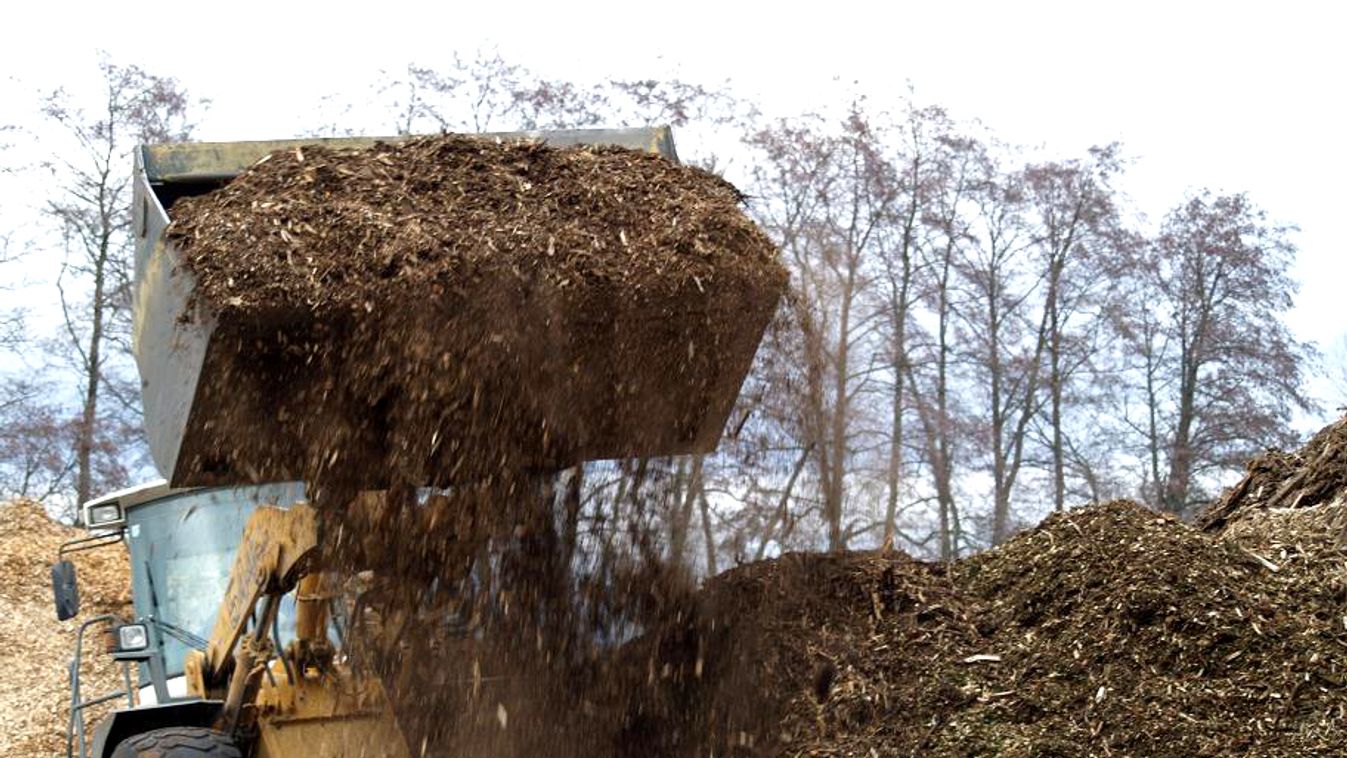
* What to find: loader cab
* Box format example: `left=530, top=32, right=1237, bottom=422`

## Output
left=56, top=480, right=306, bottom=703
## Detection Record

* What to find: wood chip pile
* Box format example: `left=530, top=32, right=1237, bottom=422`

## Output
left=620, top=496, right=1347, bottom=757
left=164, top=135, right=786, bottom=489
left=0, top=501, right=130, bottom=758
left=1200, top=414, right=1347, bottom=532
left=602, top=412, right=1347, bottom=757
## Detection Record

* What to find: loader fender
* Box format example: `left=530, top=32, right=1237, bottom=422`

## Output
left=88, top=700, right=224, bottom=758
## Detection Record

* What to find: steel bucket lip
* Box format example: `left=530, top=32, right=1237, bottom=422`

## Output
left=138, top=127, right=679, bottom=185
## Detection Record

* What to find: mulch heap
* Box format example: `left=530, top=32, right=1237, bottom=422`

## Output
left=618, top=418, right=1347, bottom=757
left=0, top=501, right=131, bottom=758
left=1199, top=414, right=1347, bottom=533
left=626, top=497, right=1347, bottom=757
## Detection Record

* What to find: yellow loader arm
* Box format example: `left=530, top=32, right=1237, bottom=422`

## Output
left=195, top=506, right=318, bottom=686
left=184, top=503, right=407, bottom=757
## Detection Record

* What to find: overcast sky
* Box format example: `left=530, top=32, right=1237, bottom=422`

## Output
left=4, top=0, right=1344, bottom=416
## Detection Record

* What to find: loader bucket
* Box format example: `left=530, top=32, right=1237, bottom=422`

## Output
left=131, top=128, right=782, bottom=487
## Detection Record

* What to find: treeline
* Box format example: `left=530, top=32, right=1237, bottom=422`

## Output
left=0, top=54, right=1316, bottom=567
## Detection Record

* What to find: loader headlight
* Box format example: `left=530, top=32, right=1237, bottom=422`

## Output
left=84, top=502, right=125, bottom=529
left=115, top=624, right=149, bottom=652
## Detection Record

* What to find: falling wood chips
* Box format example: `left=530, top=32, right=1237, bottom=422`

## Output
left=151, top=134, right=787, bottom=758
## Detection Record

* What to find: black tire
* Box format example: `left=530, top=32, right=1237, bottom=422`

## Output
left=110, top=727, right=242, bottom=758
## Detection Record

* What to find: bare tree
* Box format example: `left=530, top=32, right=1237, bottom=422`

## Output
left=408, top=54, right=607, bottom=132
left=746, top=105, right=897, bottom=551
left=42, top=56, right=195, bottom=505
left=351, top=56, right=747, bottom=175
left=905, top=125, right=987, bottom=559
left=1119, top=192, right=1313, bottom=515
left=710, top=301, right=818, bottom=564
left=0, top=124, right=23, bottom=351
left=358, top=54, right=608, bottom=136
left=606, top=79, right=745, bottom=130
left=873, top=103, right=953, bottom=550
left=0, top=235, right=22, bottom=352
left=0, top=379, right=79, bottom=508
left=955, top=145, right=1053, bottom=546
left=1020, top=146, right=1125, bottom=512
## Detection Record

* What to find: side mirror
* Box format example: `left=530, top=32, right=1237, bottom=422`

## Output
left=52, top=560, right=80, bottom=621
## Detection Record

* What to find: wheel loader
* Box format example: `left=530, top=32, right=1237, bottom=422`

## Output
left=48, top=127, right=780, bottom=757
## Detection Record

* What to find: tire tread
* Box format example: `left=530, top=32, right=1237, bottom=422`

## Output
left=111, top=726, right=242, bottom=758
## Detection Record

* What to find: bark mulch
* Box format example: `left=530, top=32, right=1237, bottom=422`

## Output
left=0, top=501, right=131, bottom=758
left=163, top=135, right=786, bottom=493
left=623, top=499, right=1347, bottom=757
left=1200, top=415, right=1347, bottom=533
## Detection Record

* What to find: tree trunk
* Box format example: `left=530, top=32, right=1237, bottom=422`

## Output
left=1049, top=291, right=1066, bottom=512
left=934, top=245, right=958, bottom=560
left=560, top=465, right=582, bottom=571
left=823, top=254, right=858, bottom=552
left=75, top=229, right=111, bottom=508
left=667, top=458, right=690, bottom=565
left=883, top=197, right=917, bottom=546
left=1164, top=353, right=1201, bottom=513
left=988, top=276, right=1009, bottom=544
left=1144, top=325, right=1164, bottom=508
left=755, top=444, right=813, bottom=561
left=883, top=367, right=905, bottom=545
left=670, top=455, right=704, bottom=568
left=906, top=250, right=960, bottom=562
left=698, top=488, right=718, bottom=576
